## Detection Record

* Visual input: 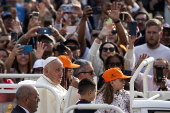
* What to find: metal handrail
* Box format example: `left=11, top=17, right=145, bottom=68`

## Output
left=63, top=104, right=124, bottom=113
left=130, top=57, right=154, bottom=112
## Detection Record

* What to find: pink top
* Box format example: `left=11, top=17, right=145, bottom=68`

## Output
left=95, top=90, right=130, bottom=113
left=135, top=73, right=170, bottom=92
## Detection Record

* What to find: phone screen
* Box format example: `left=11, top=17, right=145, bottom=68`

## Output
left=156, top=68, right=163, bottom=83
left=19, top=45, right=33, bottom=53
left=129, top=21, right=137, bottom=35
left=11, top=32, right=18, bottom=41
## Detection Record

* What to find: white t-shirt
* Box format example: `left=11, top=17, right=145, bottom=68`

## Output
left=134, top=44, right=170, bottom=75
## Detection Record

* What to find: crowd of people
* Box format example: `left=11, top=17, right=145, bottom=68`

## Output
left=0, top=0, right=170, bottom=113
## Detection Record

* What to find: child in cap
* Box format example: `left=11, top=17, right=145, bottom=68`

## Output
left=58, top=55, right=80, bottom=89
left=95, top=68, right=131, bottom=113
left=74, top=78, right=97, bottom=113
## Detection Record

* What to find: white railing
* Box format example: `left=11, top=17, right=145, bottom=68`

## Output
left=63, top=104, right=124, bottom=113
left=130, top=57, right=155, bottom=112
left=0, top=74, right=42, bottom=78
left=0, top=84, right=60, bottom=113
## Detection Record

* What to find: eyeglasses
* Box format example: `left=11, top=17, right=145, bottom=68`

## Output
left=79, top=70, right=95, bottom=75
left=102, top=47, right=115, bottom=52
left=109, top=62, right=121, bottom=67
left=34, top=68, right=43, bottom=73
left=135, top=18, right=147, bottom=22
left=92, top=33, right=99, bottom=37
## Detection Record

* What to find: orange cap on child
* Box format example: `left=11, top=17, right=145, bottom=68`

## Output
left=58, top=55, right=80, bottom=68
left=102, top=68, right=131, bottom=82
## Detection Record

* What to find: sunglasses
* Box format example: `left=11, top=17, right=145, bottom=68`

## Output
left=102, top=47, right=115, bottom=52
left=109, top=62, right=121, bottom=67
left=79, top=70, right=94, bottom=75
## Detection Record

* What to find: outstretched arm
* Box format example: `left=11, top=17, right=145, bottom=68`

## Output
left=77, top=6, right=92, bottom=57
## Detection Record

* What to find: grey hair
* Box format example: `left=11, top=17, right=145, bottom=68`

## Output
left=73, top=59, right=92, bottom=78
left=15, top=85, right=34, bottom=101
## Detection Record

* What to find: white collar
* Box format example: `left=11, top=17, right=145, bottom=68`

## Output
left=18, top=105, right=30, bottom=113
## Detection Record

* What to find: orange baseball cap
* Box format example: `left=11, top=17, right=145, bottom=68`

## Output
left=57, top=55, right=80, bottom=68
left=102, top=68, right=131, bottom=82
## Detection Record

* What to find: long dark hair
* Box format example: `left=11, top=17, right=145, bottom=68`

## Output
left=104, top=53, right=125, bottom=71
left=99, top=42, right=119, bottom=61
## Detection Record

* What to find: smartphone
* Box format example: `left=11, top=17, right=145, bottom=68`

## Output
left=37, top=27, right=52, bottom=35
left=91, top=6, right=102, bottom=14
left=66, top=45, right=78, bottom=51
left=61, top=4, right=74, bottom=12
left=129, top=21, right=137, bottom=35
left=11, top=32, right=18, bottom=41
left=119, top=13, right=126, bottom=21
left=24, top=0, right=30, bottom=3
left=56, top=44, right=66, bottom=53
left=155, top=66, right=164, bottom=83
left=19, top=45, right=33, bottom=53
left=123, top=70, right=132, bottom=82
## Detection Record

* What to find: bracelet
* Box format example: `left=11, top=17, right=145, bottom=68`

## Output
left=114, top=19, right=121, bottom=24
left=97, top=37, right=102, bottom=40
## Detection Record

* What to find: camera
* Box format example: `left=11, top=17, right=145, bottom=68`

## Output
left=154, top=66, right=164, bottom=83
left=61, top=5, right=74, bottom=12
left=91, top=6, right=102, bottom=14
left=37, top=27, right=52, bottom=35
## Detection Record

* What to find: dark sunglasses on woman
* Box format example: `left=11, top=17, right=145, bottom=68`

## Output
left=102, top=47, right=115, bottom=52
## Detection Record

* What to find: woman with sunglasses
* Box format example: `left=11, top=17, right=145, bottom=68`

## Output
left=95, top=68, right=131, bottom=113
left=98, top=53, right=128, bottom=90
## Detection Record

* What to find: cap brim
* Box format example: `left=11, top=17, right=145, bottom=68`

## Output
left=68, top=64, right=80, bottom=68
left=119, top=75, right=131, bottom=79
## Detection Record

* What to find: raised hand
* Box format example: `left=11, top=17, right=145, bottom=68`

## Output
left=9, top=19, right=23, bottom=36
left=25, top=26, right=41, bottom=39
left=34, top=42, right=47, bottom=59
left=83, top=6, right=93, bottom=19
left=135, top=54, right=150, bottom=69
left=7, top=39, right=16, bottom=51
left=37, top=2, right=47, bottom=18
left=99, top=23, right=114, bottom=38
left=107, top=2, right=121, bottom=22
left=72, top=0, right=83, bottom=15
left=56, top=9, right=64, bottom=24
left=12, top=44, right=24, bottom=56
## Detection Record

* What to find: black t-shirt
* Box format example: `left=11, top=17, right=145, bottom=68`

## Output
left=74, top=100, right=97, bottom=113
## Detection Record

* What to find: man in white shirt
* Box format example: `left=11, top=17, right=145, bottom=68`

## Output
left=12, top=85, right=40, bottom=113
left=36, top=57, right=79, bottom=113
left=135, top=19, right=170, bottom=75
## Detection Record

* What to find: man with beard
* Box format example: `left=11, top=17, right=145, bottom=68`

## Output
left=134, top=11, right=149, bottom=46
left=134, top=19, right=170, bottom=75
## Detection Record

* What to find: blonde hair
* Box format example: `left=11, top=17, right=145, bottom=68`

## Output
left=145, top=19, right=162, bottom=31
